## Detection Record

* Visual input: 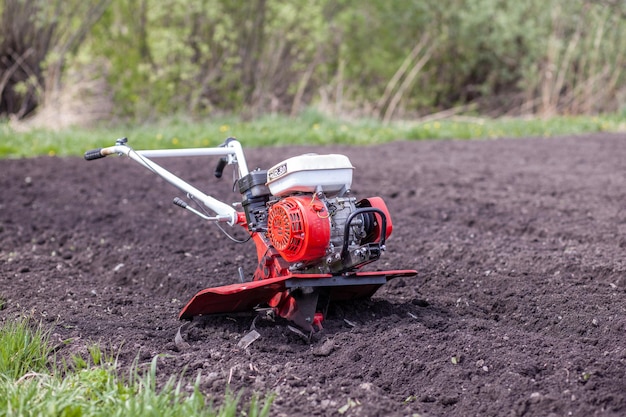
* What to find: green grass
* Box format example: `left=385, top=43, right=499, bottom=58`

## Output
left=0, top=318, right=52, bottom=380
left=0, top=110, right=624, bottom=158
left=0, top=319, right=272, bottom=417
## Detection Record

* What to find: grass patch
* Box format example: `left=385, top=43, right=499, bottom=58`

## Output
left=0, top=317, right=52, bottom=380
left=0, top=319, right=272, bottom=417
left=0, top=111, right=623, bottom=158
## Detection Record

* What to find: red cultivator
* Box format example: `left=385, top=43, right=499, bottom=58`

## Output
left=85, top=138, right=416, bottom=332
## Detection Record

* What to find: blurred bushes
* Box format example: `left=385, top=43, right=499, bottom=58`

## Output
left=1, top=0, right=625, bottom=122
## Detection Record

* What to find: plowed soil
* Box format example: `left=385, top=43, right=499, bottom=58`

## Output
left=2, top=133, right=626, bottom=416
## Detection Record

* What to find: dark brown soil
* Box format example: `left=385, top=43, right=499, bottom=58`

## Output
left=2, top=133, right=626, bottom=416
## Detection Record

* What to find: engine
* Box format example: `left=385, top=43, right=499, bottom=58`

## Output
left=238, top=154, right=392, bottom=273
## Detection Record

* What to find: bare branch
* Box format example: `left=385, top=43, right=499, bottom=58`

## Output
left=0, top=48, right=34, bottom=99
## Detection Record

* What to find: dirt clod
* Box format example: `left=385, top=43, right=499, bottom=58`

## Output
left=312, top=338, right=335, bottom=357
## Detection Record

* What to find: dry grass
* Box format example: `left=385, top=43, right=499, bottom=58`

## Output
left=10, top=61, right=113, bottom=132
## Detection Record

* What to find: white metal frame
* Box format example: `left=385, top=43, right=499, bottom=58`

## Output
left=95, top=139, right=249, bottom=225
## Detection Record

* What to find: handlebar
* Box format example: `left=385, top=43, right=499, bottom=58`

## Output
left=85, top=138, right=130, bottom=161
left=82, top=138, right=245, bottom=225
left=84, top=147, right=120, bottom=160
left=84, top=148, right=106, bottom=160
left=85, top=138, right=128, bottom=161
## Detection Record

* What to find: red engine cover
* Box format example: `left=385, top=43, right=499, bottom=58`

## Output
left=267, top=195, right=330, bottom=262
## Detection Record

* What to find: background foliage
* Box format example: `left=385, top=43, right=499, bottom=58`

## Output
left=1, top=0, right=625, bottom=124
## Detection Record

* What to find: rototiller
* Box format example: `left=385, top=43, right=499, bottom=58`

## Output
left=85, top=138, right=416, bottom=332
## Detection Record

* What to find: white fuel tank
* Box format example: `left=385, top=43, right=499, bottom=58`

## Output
left=266, top=153, right=354, bottom=197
